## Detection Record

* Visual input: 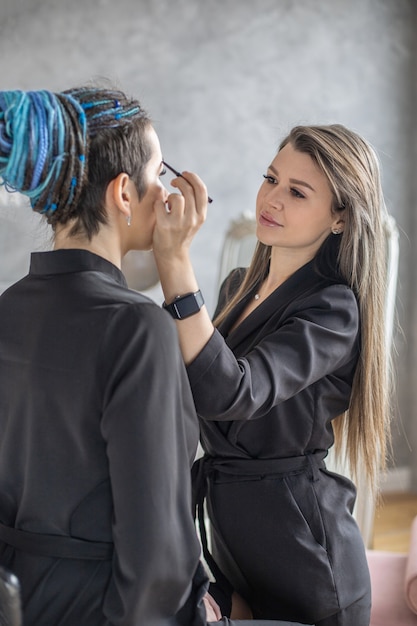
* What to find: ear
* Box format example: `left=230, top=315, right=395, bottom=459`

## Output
left=105, top=172, right=134, bottom=221
left=331, top=214, right=345, bottom=235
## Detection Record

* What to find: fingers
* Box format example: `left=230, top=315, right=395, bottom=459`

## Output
left=203, top=593, right=222, bottom=621
left=152, top=170, right=208, bottom=259
left=164, top=192, right=184, bottom=216
left=169, top=170, right=209, bottom=214
left=153, top=191, right=184, bottom=217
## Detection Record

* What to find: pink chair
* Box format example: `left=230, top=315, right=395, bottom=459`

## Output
left=367, top=515, right=417, bottom=625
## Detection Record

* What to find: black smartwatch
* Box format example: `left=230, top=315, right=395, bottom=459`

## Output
left=163, top=290, right=205, bottom=320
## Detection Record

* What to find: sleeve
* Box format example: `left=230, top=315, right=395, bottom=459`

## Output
left=187, top=284, right=359, bottom=422
left=98, top=302, right=209, bottom=626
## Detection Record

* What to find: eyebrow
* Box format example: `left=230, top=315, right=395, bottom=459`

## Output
left=268, top=164, right=316, bottom=192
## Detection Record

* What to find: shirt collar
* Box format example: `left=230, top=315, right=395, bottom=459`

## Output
left=29, top=249, right=128, bottom=288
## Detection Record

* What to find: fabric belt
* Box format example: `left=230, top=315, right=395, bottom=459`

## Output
left=0, top=522, right=113, bottom=560
left=191, top=451, right=327, bottom=594
left=193, top=451, right=326, bottom=480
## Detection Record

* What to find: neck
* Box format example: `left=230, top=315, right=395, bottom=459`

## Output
left=53, top=224, right=123, bottom=269
left=267, top=247, right=314, bottom=288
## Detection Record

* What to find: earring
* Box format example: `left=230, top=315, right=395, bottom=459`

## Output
left=332, top=227, right=342, bottom=235
left=126, top=215, right=131, bottom=227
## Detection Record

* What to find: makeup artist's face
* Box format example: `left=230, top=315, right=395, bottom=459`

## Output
left=256, top=142, right=340, bottom=259
left=129, top=126, right=168, bottom=250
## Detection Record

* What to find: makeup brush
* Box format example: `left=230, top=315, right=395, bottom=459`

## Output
left=162, top=160, right=213, bottom=203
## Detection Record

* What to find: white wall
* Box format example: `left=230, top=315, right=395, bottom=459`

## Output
left=0, top=0, right=416, bottom=477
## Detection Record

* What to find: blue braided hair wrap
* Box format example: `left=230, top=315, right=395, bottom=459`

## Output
left=0, top=89, right=87, bottom=215
left=0, top=86, right=146, bottom=225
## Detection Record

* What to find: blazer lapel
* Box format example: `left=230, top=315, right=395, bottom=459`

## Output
left=220, top=261, right=319, bottom=352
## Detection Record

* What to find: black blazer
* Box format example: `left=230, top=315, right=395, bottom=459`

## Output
left=188, top=261, right=369, bottom=624
left=187, top=260, right=360, bottom=460
left=0, top=249, right=207, bottom=626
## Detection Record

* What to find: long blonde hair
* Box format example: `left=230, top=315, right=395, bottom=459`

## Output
left=215, top=124, right=391, bottom=491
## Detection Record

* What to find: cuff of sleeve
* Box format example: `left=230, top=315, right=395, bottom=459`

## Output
left=186, top=328, right=223, bottom=386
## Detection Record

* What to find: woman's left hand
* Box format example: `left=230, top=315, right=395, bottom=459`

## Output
left=203, top=591, right=222, bottom=621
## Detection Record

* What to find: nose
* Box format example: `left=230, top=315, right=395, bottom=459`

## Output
left=266, top=187, right=284, bottom=211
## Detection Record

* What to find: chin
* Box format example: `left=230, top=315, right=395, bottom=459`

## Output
left=256, top=231, right=277, bottom=247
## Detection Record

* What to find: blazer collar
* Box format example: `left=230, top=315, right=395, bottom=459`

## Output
left=220, top=260, right=323, bottom=348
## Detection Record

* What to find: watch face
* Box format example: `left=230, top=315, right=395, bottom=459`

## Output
left=173, top=298, right=200, bottom=319
left=165, top=290, right=204, bottom=319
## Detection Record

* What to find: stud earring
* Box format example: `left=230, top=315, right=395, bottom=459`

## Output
left=332, top=227, right=342, bottom=235
left=127, top=215, right=131, bottom=227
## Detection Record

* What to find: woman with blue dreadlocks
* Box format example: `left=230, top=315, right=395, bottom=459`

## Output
left=0, top=85, right=219, bottom=626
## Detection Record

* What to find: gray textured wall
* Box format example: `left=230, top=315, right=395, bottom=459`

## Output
left=1, top=0, right=416, bottom=480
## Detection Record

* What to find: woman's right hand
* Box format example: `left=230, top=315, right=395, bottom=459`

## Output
left=151, top=170, right=215, bottom=365
left=152, top=170, right=209, bottom=266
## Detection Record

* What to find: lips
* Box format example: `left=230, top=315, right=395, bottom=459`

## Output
left=259, top=211, right=282, bottom=227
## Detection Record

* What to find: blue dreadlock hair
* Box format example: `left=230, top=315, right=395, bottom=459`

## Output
left=0, top=85, right=152, bottom=238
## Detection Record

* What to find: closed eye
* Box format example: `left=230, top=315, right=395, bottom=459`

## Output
left=263, top=174, right=277, bottom=184
left=159, top=166, right=167, bottom=177
left=291, top=187, right=305, bottom=199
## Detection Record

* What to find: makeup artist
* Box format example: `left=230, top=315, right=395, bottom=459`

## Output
left=152, top=124, right=391, bottom=626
